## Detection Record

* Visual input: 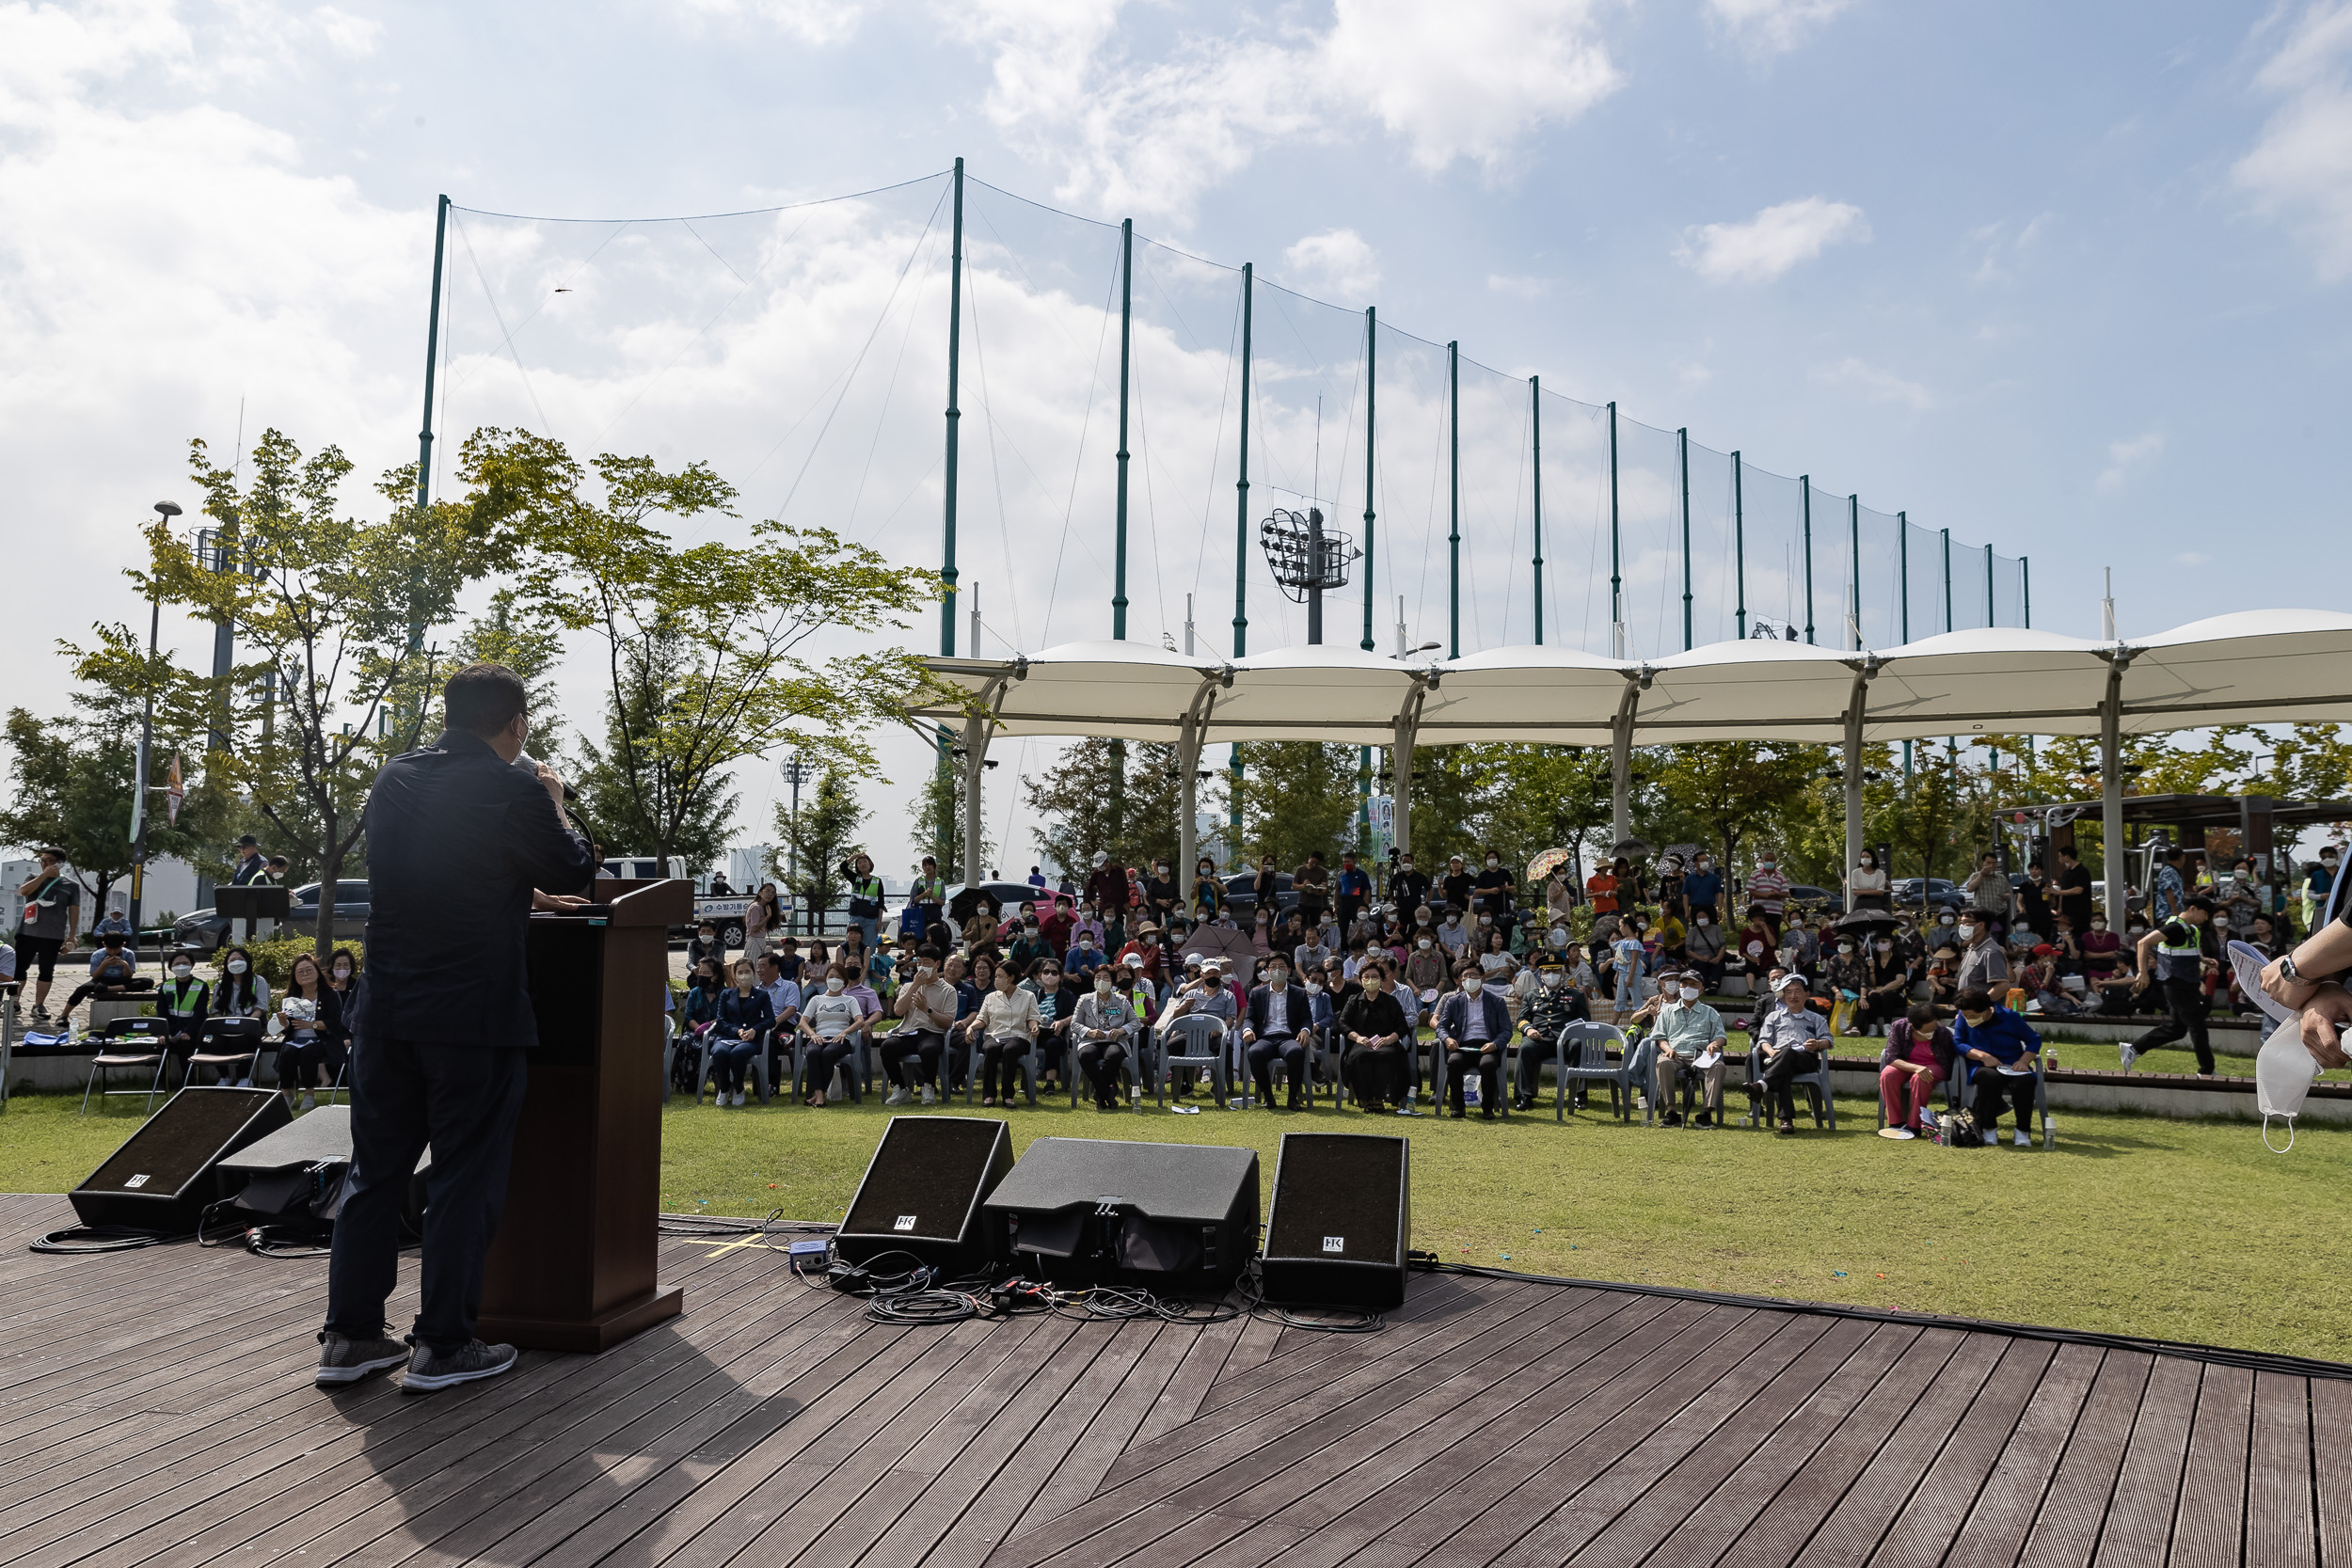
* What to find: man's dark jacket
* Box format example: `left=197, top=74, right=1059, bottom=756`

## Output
left=357, top=729, right=596, bottom=1048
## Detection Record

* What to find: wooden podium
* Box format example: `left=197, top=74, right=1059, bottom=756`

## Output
left=478, top=878, right=691, bottom=1352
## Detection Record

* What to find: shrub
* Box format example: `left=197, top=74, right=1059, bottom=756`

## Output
left=238, top=935, right=364, bottom=992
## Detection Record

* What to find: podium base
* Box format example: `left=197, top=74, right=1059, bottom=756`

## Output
left=476, top=1285, right=683, bottom=1354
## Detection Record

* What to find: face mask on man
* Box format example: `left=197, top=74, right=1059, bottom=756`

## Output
left=1477, top=914, right=1491, bottom=927
left=1462, top=976, right=1483, bottom=994
left=1542, top=971, right=1565, bottom=988
left=1486, top=857, right=1500, bottom=869
left=1400, top=860, right=1414, bottom=871
left=1958, top=926, right=1977, bottom=942
left=1678, top=985, right=1701, bottom=1002
left=1837, top=942, right=1853, bottom=955
left=171, top=963, right=194, bottom=980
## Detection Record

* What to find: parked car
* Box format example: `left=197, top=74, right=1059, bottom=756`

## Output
left=1887, top=877, right=1967, bottom=913
left=1219, top=871, right=1296, bottom=919
left=1782, top=883, right=1846, bottom=917
left=172, top=880, right=370, bottom=953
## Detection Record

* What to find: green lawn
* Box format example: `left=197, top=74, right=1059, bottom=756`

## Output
left=9, top=1077, right=2344, bottom=1364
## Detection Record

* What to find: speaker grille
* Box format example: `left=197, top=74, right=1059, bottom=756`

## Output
left=85, top=1088, right=280, bottom=1198
left=1265, top=1134, right=1405, bottom=1265
left=842, top=1117, right=1009, bottom=1243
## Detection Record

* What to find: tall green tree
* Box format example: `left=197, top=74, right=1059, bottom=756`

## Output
left=1232, top=742, right=1356, bottom=868
left=572, top=624, right=741, bottom=868
left=773, top=768, right=863, bottom=929
left=450, top=587, right=570, bottom=766
left=1645, top=740, right=1829, bottom=878
left=119, top=429, right=515, bottom=961
left=1023, top=738, right=1208, bottom=875
left=466, top=429, right=939, bottom=865
left=1478, top=744, right=1614, bottom=870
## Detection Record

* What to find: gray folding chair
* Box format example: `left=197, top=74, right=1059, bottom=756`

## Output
left=1742, top=1043, right=1837, bottom=1130
left=82, top=1017, right=168, bottom=1115
left=1156, top=1014, right=1232, bottom=1108
left=958, top=1026, right=1038, bottom=1107
left=1550, top=1022, right=1649, bottom=1123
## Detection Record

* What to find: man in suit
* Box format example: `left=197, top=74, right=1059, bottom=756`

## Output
left=317, top=663, right=597, bottom=1394
left=1242, top=954, right=1314, bottom=1109
left=1433, top=959, right=1514, bottom=1119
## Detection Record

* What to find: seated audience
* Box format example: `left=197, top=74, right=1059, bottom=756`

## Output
left=1954, top=986, right=2044, bottom=1147
left=1876, top=1003, right=1952, bottom=1139
left=1338, top=959, right=1411, bottom=1114
left=1433, top=959, right=1511, bottom=1120
left=708, top=959, right=773, bottom=1105
left=1749, top=973, right=1832, bottom=1135
left=274, top=952, right=346, bottom=1111
left=1641, top=968, right=1728, bottom=1127
left=963, top=960, right=1040, bottom=1106
left=60, top=930, right=153, bottom=1017
left=1242, top=954, right=1314, bottom=1109
left=1513, top=952, right=1593, bottom=1111
left=883, top=945, right=956, bottom=1105
left=795, top=968, right=865, bottom=1106
left=1073, top=966, right=1140, bottom=1108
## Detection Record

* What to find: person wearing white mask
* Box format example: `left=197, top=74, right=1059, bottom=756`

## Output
left=1436, top=908, right=1470, bottom=958
left=795, top=969, right=866, bottom=1107
left=1823, top=934, right=1870, bottom=1037
left=1846, top=850, right=1891, bottom=913
left=1860, top=932, right=1914, bottom=1035
left=1430, top=960, right=1511, bottom=1119
left=157, top=955, right=213, bottom=1077
left=1388, top=853, right=1430, bottom=914
left=1242, top=958, right=1311, bottom=1109
left=1631, top=969, right=1727, bottom=1127
left=1072, top=967, right=1137, bottom=1109
left=1954, top=913, right=2010, bottom=1001
left=1684, top=908, right=1726, bottom=990
left=1512, top=952, right=1593, bottom=1111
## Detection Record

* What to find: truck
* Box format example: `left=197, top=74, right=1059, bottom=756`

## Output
left=598, top=855, right=752, bottom=945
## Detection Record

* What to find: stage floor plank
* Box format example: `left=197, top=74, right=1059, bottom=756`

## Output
left=0, top=1194, right=2335, bottom=1568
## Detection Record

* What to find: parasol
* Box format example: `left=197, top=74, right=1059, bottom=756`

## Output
left=1525, top=847, right=1574, bottom=883
left=1834, top=907, right=1902, bottom=933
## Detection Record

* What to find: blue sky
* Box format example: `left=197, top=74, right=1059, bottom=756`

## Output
left=4, top=0, right=2347, bottom=874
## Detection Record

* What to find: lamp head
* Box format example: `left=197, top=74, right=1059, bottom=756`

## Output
left=153, top=500, right=182, bottom=518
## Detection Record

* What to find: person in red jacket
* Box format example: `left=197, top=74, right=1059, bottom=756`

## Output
left=1085, top=850, right=1133, bottom=944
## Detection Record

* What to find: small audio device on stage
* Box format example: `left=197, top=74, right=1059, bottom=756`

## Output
left=982, top=1137, right=1259, bottom=1294
left=70, top=1086, right=290, bottom=1233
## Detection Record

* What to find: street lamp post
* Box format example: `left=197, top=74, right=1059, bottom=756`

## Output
left=779, top=754, right=816, bottom=932
left=127, top=500, right=182, bottom=974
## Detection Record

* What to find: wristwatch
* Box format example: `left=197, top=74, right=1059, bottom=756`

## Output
left=2278, top=952, right=2302, bottom=986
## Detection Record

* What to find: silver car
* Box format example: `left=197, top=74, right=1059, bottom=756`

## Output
left=172, top=880, right=370, bottom=952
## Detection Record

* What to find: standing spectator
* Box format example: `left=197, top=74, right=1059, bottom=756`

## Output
left=2054, top=845, right=2094, bottom=931
left=1859, top=932, right=1913, bottom=1034
left=1846, top=850, right=1891, bottom=913
left=2303, top=846, right=2340, bottom=930
left=2013, top=860, right=2054, bottom=942
left=1584, top=859, right=1620, bottom=923
left=2148, top=844, right=2187, bottom=924
left=1293, top=850, right=1331, bottom=930
left=1026, top=864, right=1049, bottom=893
left=229, top=834, right=266, bottom=885
left=1543, top=868, right=1578, bottom=928
left=1744, top=848, right=1789, bottom=942
left=1436, top=854, right=1473, bottom=918
left=1086, top=850, right=1133, bottom=947
left=1955, top=988, right=2043, bottom=1146
left=1876, top=1004, right=1953, bottom=1139
left=2122, top=898, right=2218, bottom=1074
left=1684, top=851, right=1724, bottom=923
left=1685, top=909, right=1727, bottom=991
left=1335, top=851, right=1372, bottom=931
left=740, top=881, right=775, bottom=962
left=910, top=857, right=946, bottom=935
left=837, top=852, right=884, bottom=945
left=1962, top=852, right=2010, bottom=937
left=1654, top=855, right=1688, bottom=925
left=1750, top=974, right=1832, bottom=1135
left=1389, top=852, right=1430, bottom=914
left=2217, top=858, right=2262, bottom=939
left=1192, top=854, right=1225, bottom=920
left=12, top=847, right=79, bottom=1021
left=1139, top=857, right=1181, bottom=927
left=1472, top=848, right=1518, bottom=942
left=1038, top=892, right=1077, bottom=956
left=1954, top=913, right=2010, bottom=1000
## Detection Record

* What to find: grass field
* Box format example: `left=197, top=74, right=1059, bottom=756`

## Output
left=8, top=1069, right=2345, bottom=1364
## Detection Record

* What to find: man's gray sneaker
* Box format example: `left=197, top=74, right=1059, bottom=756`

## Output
left=401, top=1338, right=519, bottom=1393
left=315, top=1331, right=411, bottom=1386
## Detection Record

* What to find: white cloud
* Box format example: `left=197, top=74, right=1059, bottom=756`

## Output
left=955, top=0, right=1624, bottom=220
left=2234, top=3, right=2352, bottom=279
left=1281, top=229, right=1380, bottom=299
left=2097, top=431, right=2164, bottom=493
left=668, top=0, right=864, bottom=44
left=1486, top=273, right=1550, bottom=297
left=1676, top=196, right=1869, bottom=283
left=1705, top=0, right=1858, bottom=55
left=1817, top=356, right=1931, bottom=410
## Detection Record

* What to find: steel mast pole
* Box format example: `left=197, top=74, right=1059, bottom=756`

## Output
left=1608, top=401, right=1622, bottom=657
left=1230, top=261, right=1251, bottom=856
left=1801, top=475, right=1815, bottom=644
left=1678, top=426, right=1692, bottom=650
left=942, top=159, right=964, bottom=657
left=1733, top=451, right=1746, bottom=639
left=1849, top=493, right=1862, bottom=650
left=1113, top=217, right=1133, bottom=641
left=1447, top=340, right=1460, bottom=657
left=1530, top=377, right=1544, bottom=645
left=1361, top=307, right=1377, bottom=652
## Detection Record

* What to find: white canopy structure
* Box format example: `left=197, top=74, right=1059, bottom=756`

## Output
left=915, top=610, right=2352, bottom=925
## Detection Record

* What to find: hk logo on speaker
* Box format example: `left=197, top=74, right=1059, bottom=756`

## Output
left=894, top=1215, right=918, bottom=1231
left=1322, top=1236, right=1344, bottom=1253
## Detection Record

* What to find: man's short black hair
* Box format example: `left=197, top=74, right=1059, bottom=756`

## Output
left=2184, top=895, right=2217, bottom=914
left=444, top=662, right=529, bottom=736
left=1956, top=987, right=1994, bottom=1013
left=915, top=944, right=943, bottom=962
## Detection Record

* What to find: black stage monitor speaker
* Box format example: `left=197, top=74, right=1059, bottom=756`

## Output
left=1262, top=1132, right=1410, bottom=1310
left=70, top=1086, right=291, bottom=1233
left=984, top=1137, right=1259, bottom=1295
left=838, top=1117, right=1015, bottom=1275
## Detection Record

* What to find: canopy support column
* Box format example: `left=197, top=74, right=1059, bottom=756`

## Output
left=1175, top=670, right=1230, bottom=912
left=2099, top=649, right=2135, bottom=927
left=958, top=668, right=1020, bottom=894
left=1841, top=658, right=1879, bottom=888
left=1611, top=672, right=1648, bottom=847
left=1393, top=678, right=1428, bottom=857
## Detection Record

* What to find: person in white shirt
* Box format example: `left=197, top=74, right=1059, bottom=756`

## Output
left=963, top=962, right=1041, bottom=1107
left=1436, top=910, right=1470, bottom=957
left=1242, top=957, right=1311, bottom=1109
left=795, top=973, right=866, bottom=1107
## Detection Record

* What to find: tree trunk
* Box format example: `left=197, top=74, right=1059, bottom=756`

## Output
left=316, top=805, right=341, bottom=966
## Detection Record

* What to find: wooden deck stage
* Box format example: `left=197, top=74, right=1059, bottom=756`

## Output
left=0, top=1191, right=2343, bottom=1568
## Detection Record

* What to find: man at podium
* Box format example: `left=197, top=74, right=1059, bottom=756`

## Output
left=318, top=663, right=597, bottom=1392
